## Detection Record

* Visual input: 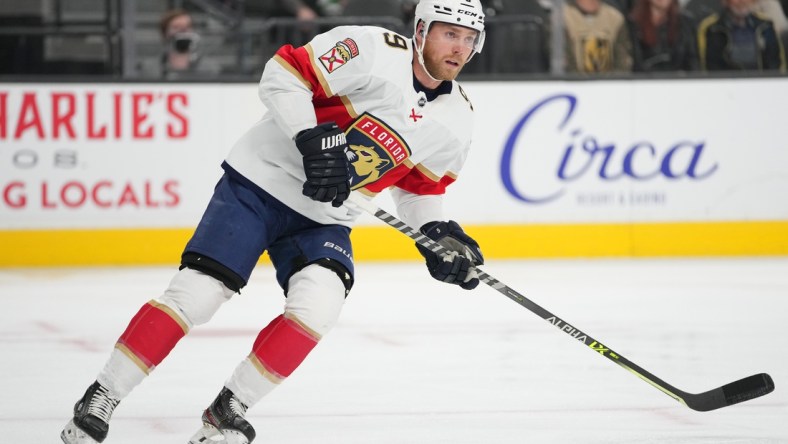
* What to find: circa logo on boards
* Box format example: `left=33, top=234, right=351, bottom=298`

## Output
left=499, top=94, right=719, bottom=205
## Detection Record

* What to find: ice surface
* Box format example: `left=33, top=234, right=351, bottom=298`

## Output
left=1, top=258, right=786, bottom=443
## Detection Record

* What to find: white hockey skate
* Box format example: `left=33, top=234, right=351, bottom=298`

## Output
left=188, top=387, right=256, bottom=444
left=189, top=423, right=252, bottom=444
left=62, top=418, right=101, bottom=444
left=61, top=381, right=120, bottom=443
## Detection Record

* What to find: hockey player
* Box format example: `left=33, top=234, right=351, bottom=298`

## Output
left=61, top=0, right=486, bottom=442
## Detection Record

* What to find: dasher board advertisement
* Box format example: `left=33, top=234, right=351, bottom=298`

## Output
left=1, top=79, right=786, bottom=264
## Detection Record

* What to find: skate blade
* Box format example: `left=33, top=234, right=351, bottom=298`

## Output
left=61, top=419, right=99, bottom=444
left=188, top=423, right=249, bottom=444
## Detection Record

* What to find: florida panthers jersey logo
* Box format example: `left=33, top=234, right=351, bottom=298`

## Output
left=345, top=113, right=411, bottom=190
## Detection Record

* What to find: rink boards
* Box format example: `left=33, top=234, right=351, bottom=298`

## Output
left=1, top=79, right=787, bottom=265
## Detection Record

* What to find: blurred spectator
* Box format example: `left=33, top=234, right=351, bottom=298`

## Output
left=629, top=0, right=699, bottom=71
left=698, top=0, right=786, bottom=71
left=161, top=10, right=199, bottom=73
left=563, top=0, right=634, bottom=73
left=753, top=0, right=788, bottom=34
left=143, top=8, right=220, bottom=79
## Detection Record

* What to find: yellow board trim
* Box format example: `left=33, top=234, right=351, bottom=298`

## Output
left=0, top=221, right=786, bottom=266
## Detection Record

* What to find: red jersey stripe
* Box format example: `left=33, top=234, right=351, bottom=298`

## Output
left=363, top=162, right=456, bottom=195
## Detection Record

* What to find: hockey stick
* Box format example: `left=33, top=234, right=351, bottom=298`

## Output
left=346, top=192, right=775, bottom=411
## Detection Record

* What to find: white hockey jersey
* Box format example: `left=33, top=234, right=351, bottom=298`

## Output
left=224, top=25, right=476, bottom=227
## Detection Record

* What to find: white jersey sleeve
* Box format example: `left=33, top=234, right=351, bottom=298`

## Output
left=258, top=57, right=317, bottom=139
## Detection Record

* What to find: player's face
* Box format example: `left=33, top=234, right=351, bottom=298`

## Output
left=422, top=22, right=478, bottom=81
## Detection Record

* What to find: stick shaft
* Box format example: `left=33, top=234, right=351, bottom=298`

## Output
left=346, top=193, right=774, bottom=411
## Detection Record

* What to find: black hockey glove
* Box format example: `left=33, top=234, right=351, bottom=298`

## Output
left=294, top=122, right=352, bottom=208
left=416, top=220, right=485, bottom=290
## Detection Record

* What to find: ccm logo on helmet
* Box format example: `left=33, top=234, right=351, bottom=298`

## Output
left=458, top=9, right=478, bottom=17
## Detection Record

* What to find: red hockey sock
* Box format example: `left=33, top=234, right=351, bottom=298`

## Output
left=116, top=300, right=189, bottom=373
left=249, top=314, right=319, bottom=382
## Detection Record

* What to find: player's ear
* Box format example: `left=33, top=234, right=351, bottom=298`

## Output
left=416, top=21, right=425, bottom=37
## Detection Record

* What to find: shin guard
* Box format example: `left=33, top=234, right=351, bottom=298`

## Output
left=248, top=314, right=319, bottom=384
left=116, top=300, right=189, bottom=374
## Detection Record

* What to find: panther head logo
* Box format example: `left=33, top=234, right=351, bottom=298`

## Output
left=348, top=144, right=391, bottom=189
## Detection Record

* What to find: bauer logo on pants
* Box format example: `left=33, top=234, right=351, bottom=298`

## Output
left=345, top=113, right=411, bottom=190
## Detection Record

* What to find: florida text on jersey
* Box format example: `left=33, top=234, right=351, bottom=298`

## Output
left=223, top=25, right=476, bottom=227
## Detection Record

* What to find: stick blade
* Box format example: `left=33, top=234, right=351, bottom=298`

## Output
left=722, top=373, right=775, bottom=406
left=687, top=373, right=775, bottom=412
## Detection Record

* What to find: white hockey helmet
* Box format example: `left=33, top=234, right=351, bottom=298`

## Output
left=413, top=0, right=486, bottom=54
